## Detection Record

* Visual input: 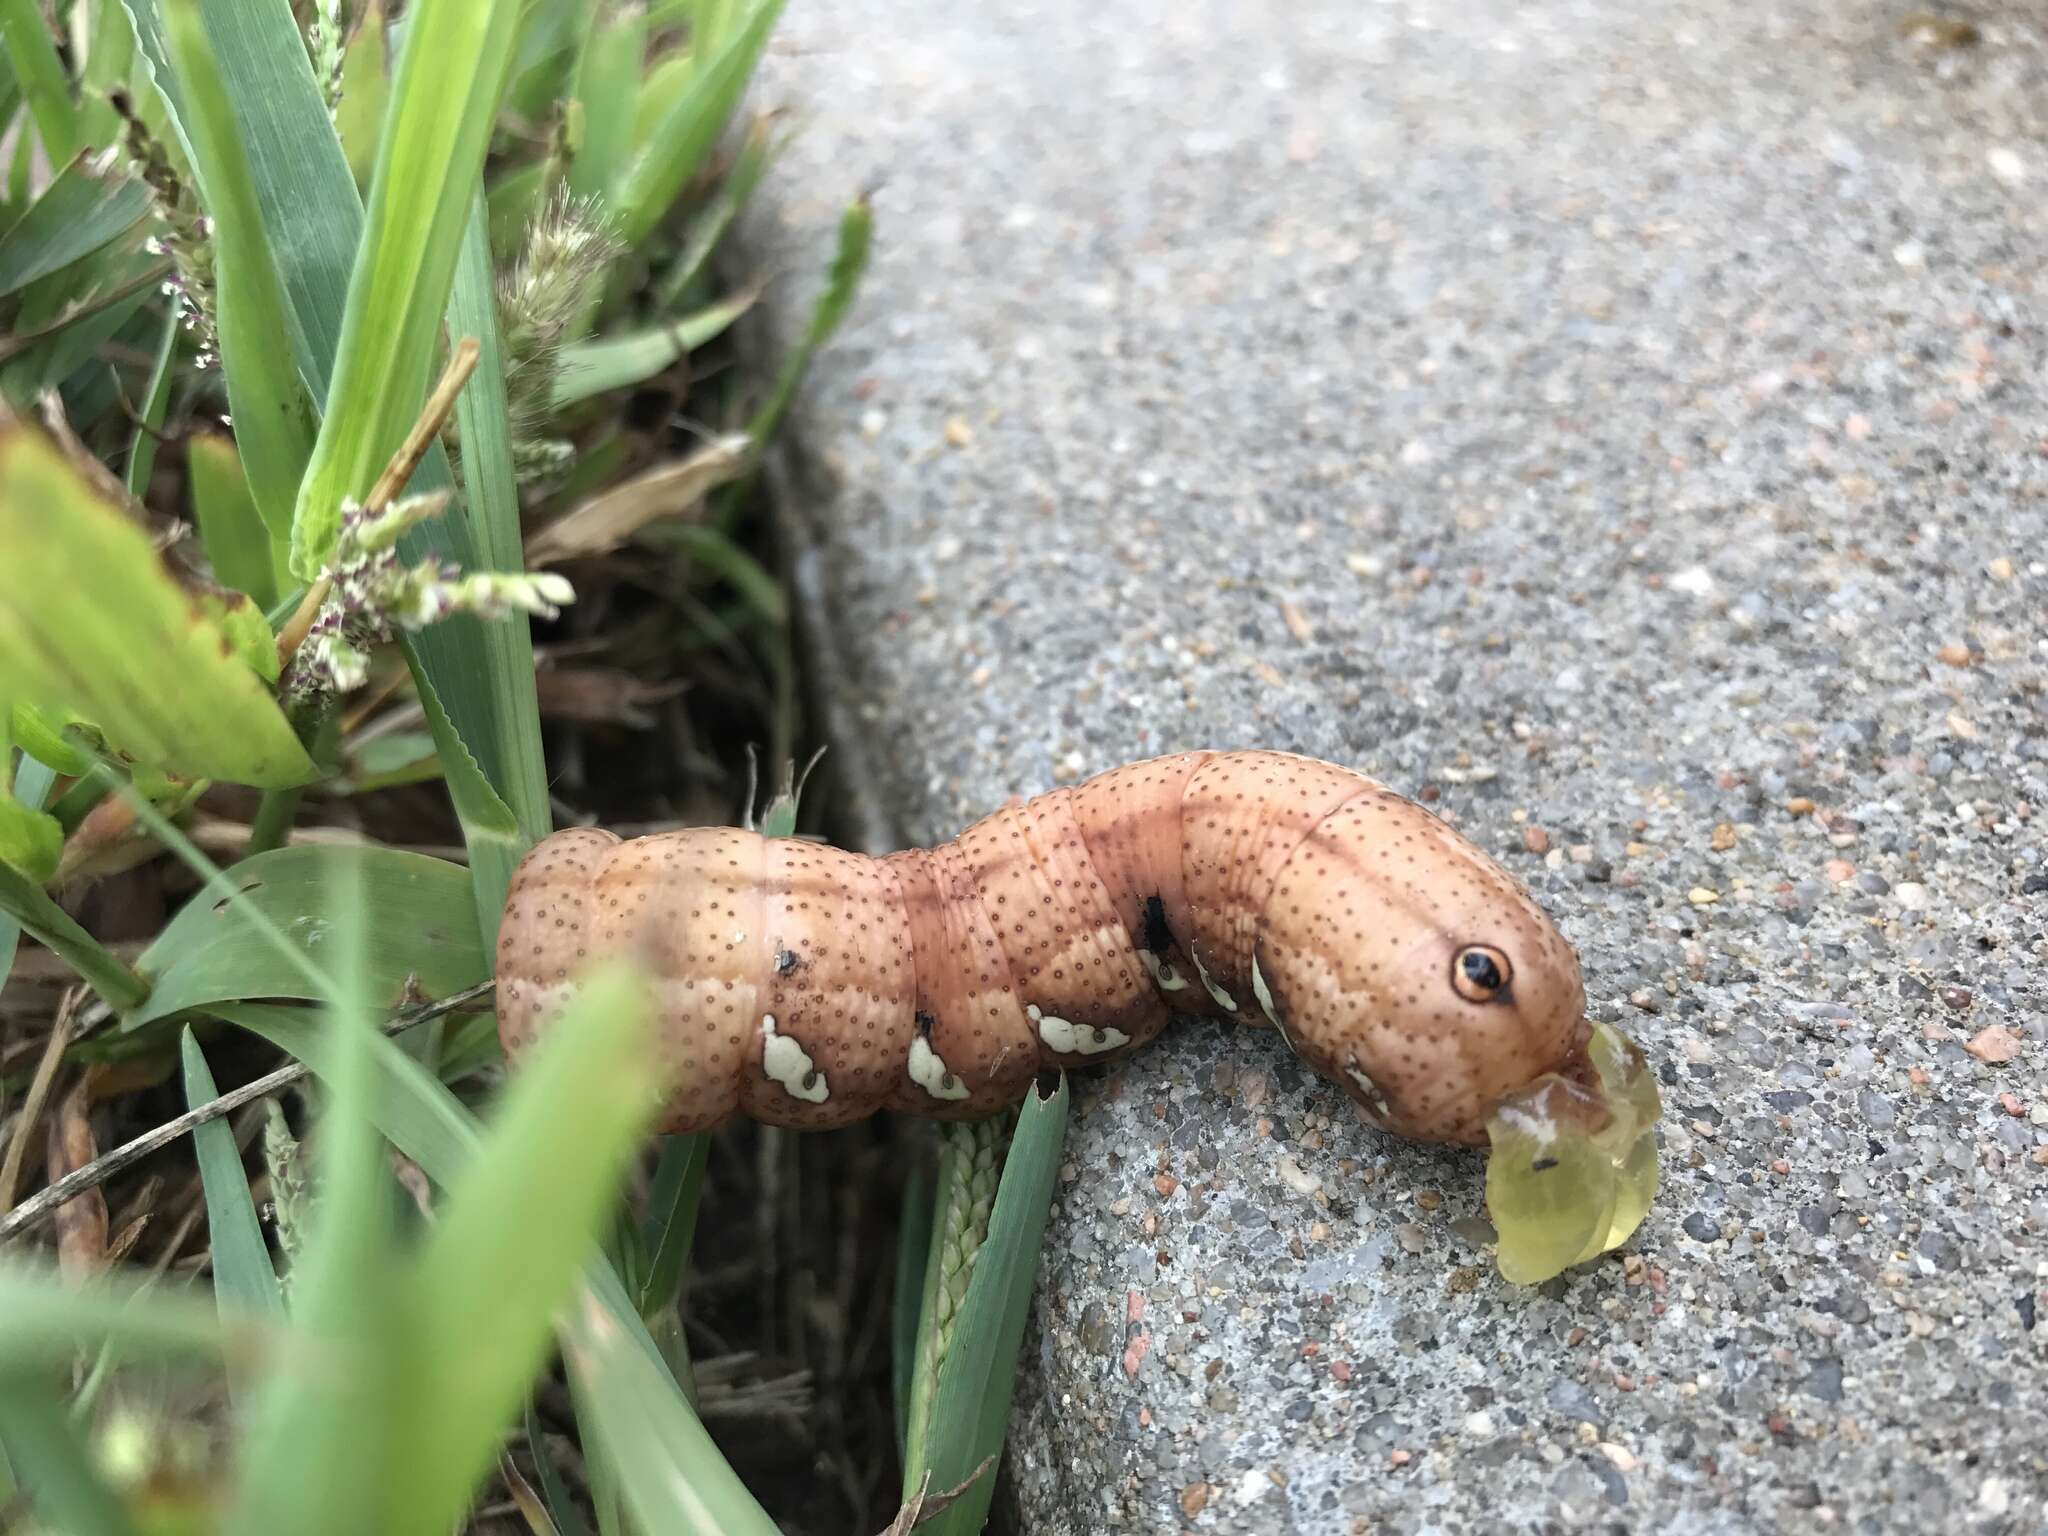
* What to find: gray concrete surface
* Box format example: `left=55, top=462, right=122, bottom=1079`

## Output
left=736, top=3, right=2048, bottom=1531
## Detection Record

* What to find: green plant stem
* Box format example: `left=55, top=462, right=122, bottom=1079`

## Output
left=243, top=787, right=302, bottom=859
left=0, top=865, right=150, bottom=1011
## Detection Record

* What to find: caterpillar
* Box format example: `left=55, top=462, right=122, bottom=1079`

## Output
left=497, top=749, right=1618, bottom=1148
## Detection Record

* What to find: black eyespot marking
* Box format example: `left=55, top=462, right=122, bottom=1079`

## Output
left=1451, top=944, right=1512, bottom=1003
left=774, top=948, right=800, bottom=975
left=915, top=1010, right=937, bottom=1039
left=1531, top=1156, right=1559, bottom=1172
left=1142, top=894, right=1175, bottom=956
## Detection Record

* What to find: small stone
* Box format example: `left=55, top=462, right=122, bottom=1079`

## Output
left=1415, top=1189, right=1441, bottom=1211
left=1822, top=860, right=1855, bottom=884
left=1522, top=825, right=1550, bottom=854
left=1682, top=1211, right=1719, bottom=1242
left=1711, top=822, right=1736, bottom=851
left=1688, top=886, right=1719, bottom=906
left=1181, top=1484, right=1211, bottom=1517
left=1786, top=797, right=1817, bottom=816
left=1987, top=557, right=2015, bottom=582
left=1966, top=1026, right=2021, bottom=1064
left=1629, top=988, right=1662, bottom=1013
left=943, top=416, right=974, bottom=447
left=1936, top=642, right=1972, bottom=668
left=1939, top=986, right=1973, bottom=1013
left=1599, top=1443, right=1638, bottom=1473
left=1388, top=1448, right=1412, bottom=1468
left=1155, top=1173, right=1180, bottom=1198
left=1330, top=1359, right=1351, bottom=1382
left=2000, top=1093, right=2026, bottom=1118
left=1893, top=882, right=1932, bottom=911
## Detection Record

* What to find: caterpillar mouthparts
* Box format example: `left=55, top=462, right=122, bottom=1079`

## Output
left=497, top=749, right=1663, bottom=1283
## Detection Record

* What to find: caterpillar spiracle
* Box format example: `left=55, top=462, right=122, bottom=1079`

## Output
left=497, top=751, right=1662, bottom=1267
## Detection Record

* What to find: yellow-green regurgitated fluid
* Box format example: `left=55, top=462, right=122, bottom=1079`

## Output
left=1483, top=1021, right=1662, bottom=1284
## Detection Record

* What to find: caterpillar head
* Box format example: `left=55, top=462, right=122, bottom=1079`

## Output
left=1256, top=789, right=1659, bottom=1280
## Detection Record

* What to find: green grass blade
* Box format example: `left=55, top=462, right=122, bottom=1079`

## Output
left=651, top=112, right=778, bottom=310
left=525, top=1400, right=595, bottom=1536
left=436, top=192, right=552, bottom=867
left=334, top=0, right=389, bottom=191
left=915, top=1077, right=1069, bottom=1536
left=289, top=0, right=523, bottom=577
left=0, top=1375, right=139, bottom=1536
left=126, top=0, right=362, bottom=399
left=0, top=416, right=317, bottom=789
left=741, top=194, right=870, bottom=460
left=612, top=0, right=786, bottom=247
left=0, top=752, right=55, bottom=984
left=162, top=0, right=320, bottom=543
left=390, top=963, right=664, bottom=1532
left=891, top=1157, right=934, bottom=1461
left=224, top=859, right=399, bottom=1536
left=0, top=863, right=150, bottom=1009
left=179, top=1026, right=285, bottom=1321
left=187, top=433, right=284, bottom=607
left=77, top=0, right=138, bottom=151
left=0, top=1258, right=250, bottom=1368
left=550, top=289, right=756, bottom=409
left=217, top=1002, right=677, bottom=1382
left=567, top=4, right=644, bottom=203
left=123, top=301, right=181, bottom=500
left=0, top=155, right=150, bottom=298
left=0, top=0, right=78, bottom=162
left=637, top=1133, right=710, bottom=1318
left=639, top=523, right=784, bottom=625
left=130, top=845, right=483, bottom=1026
left=560, top=1286, right=783, bottom=1536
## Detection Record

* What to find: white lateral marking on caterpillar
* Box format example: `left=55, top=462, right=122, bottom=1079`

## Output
left=908, top=1034, right=970, bottom=1100
left=1345, top=1059, right=1390, bottom=1121
left=759, top=1015, right=829, bottom=1102
left=1190, top=949, right=1239, bottom=1012
left=1140, top=949, right=1189, bottom=993
left=1250, top=954, right=1285, bottom=1032
left=1027, top=1003, right=1129, bottom=1056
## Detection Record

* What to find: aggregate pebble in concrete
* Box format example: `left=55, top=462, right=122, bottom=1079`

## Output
left=737, top=3, right=2048, bottom=1531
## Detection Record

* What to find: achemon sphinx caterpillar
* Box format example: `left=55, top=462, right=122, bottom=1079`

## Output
left=497, top=749, right=1661, bottom=1281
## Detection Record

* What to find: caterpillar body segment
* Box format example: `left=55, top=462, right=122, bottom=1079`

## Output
left=496, top=749, right=1595, bottom=1147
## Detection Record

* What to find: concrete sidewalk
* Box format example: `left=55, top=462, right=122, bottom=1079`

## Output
left=738, top=3, right=2048, bottom=1530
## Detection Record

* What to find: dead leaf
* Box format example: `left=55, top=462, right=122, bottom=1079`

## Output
left=524, top=434, right=750, bottom=564
left=873, top=1455, right=999, bottom=1536
left=47, top=1077, right=108, bottom=1278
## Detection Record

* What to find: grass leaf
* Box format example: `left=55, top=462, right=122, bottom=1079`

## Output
left=567, top=4, right=644, bottom=203
left=0, top=425, right=317, bottom=788
left=188, top=433, right=284, bottom=607
left=741, top=194, right=870, bottom=458
left=0, top=154, right=150, bottom=298
left=162, top=0, right=320, bottom=542
left=612, top=0, right=787, bottom=247
left=131, top=845, right=483, bottom=1027
left=123, top=301, right=181, bottom=499
left=550, top=289, right=757, bottom=409
left=0, top=1374, right=138, bottom=1536
left=289, top=0, right=523, bottom=576
left=560, top=1285, right=784, bottom=1536
left=636, top=1133, right=709, bottom=1319
left=224, top=859, right=398, bottom=1536
left=390, top=962, right=666, bottom=1530
left=914, top=1077, right=1069, bottom=1536
left=334, top=0, right=390, bottom=191
left=0, top=0, right=79, bottom=162
left=179, top=1027, right=285, bottom=1321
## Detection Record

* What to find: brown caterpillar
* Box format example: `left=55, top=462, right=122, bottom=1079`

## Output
left=496, top=749, right=1598, bottom=1148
